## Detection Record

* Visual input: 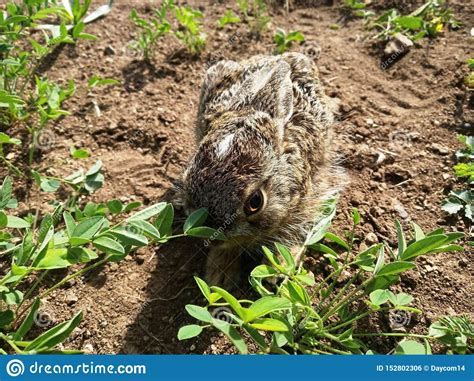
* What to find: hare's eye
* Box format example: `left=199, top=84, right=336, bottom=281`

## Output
left=244, top=189, right=265, bottom=216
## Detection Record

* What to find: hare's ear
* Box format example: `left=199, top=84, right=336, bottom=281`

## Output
left=231, top=61, right=293, bottom=137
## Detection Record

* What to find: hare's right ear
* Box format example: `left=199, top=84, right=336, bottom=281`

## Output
left=231, top=61, right=293, bottom=138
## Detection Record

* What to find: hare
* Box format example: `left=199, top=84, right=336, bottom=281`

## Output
left=180, top=53, right=345, bottom=289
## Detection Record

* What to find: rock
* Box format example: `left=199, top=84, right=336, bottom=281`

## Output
left=104, top=46, right=116, bottom=56
left=190, top=344, right=196, bottom=351
left=383, top=33, right=413, bottom=58
left=430, top=143, right=449, bottom=155
left=392, top=198, right=408, bottom=219
left=66, top=293, right=78, bottom=306
left=83, top=343, right=94, bottom=353
left=365, top=232, right=378, bottom=244
left=108, top=262, right=119, bottom=272
left=100, top=320, right=108, bottom=328
left=458, top=259, right=467, bottom=268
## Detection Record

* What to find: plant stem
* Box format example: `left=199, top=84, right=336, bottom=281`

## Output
left=327, top=308, right=389, bottom=332
left=16, top=256, right=110, bottom=324
left=353, top=332, right=431, bottom=339
left=321, top=276, right=371, bottom=322
left=15, top=270, right=48, bottom=316
left=294, top=343, right=331, bottom=355
left=320, top=270, right=361, bottom=315
left=0, top=333, right=24, bottom=354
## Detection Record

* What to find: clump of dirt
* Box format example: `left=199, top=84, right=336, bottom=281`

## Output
left=1, top=0, right=472, bottom=354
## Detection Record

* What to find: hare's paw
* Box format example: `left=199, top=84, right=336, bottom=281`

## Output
left=205, top=248, right=242, bottom=290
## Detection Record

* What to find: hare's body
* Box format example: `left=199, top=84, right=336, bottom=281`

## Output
left=182, top=53, right=344, bottom=287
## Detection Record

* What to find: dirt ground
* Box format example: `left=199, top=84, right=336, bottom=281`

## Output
left=1, top=0, right=473, bottom=354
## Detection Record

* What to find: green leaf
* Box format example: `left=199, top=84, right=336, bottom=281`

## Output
left=211, top=287, right=245, bottom=319
left=110, top=227, right=148, bottom=247
left=401, top=235, right=448, bottom=260
left=93, top=236, right=125, bottom=256
left=185, top=305, right=212, bottom=323
left=377, top=261, right=416, bottom=276
left=40, top=177, right=61, bottom=192
left=194, top=276, right=211, bottom=301
left=177, top=324, right=203, bottom=340
left=6, top=216, right=30, bottom=228
left=395, top=16, right=423, bottom=30
left=395, top=220, right=406, bottom=259
left=2, top=290, right=23, bottom=305
left=71, top=216, right=104, bottom=240
left=129, top=220, right=161, bottom=240
left=25, top=312, right=83, bottom=351
left=34, top=248, right=72, bottom=269
left=369, top=289, right=391, bottom=306
left=154, top=203, right=174, bottom=237
left=286, top=281, right=310, bottom=305
left=250, top=265, right=278, bottom=278
left=127, top=202, right=167, bottom=222
left=212, top=319, right=248, bottom=354
left=373, top=245, right=385, bottom=274
left=324, top=232, right=350, bottom=250
left=67, top=247, right=98, bottom=263
left=0, top=211, right=7, bottom=228
left=395, top=339, right=427, bottom=354
left=352, top=208, right=361, bottom=225
left=250, top=318, right=288, bottom=332
left=183, top=208, right=208, bottom=232
left=107, top=200, right=123, bottom=214
left=0, top=310, right=14, bottom=327
left=294, top=274, right=316, bottom=286
left=275, top=242, right=295, bottom=272
left=394, top=293, right=413, bottom=306
left=14, top=299, right=40, bottom=340
left=185, top=227, right=226, bottom=240
left=245, top=297, right=291, bottom=322
left=70, top=147, right=90, bottom=159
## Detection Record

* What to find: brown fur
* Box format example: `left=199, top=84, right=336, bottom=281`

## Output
left=180, top=53, right=346, bottom=288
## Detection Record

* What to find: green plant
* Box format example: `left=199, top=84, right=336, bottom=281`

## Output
left=178, top=203, right=470, bottom=354
left=343, top=0, right=375, bottom=19
left=129, top=1, right=173, bottom=61
left=217, top=10, right=241, bottom=28
left=174, top=6, right=206, bottom=54
left=442, top=135, right=474, bottom=222
left=237, top=0, right=270, bottom=37
left=442, top=190, right=473, bottom=223
left=273, top=29, right=305, bottom=54
left=0, top=1, right=99, bottom=173
left=0, top=175, right=225, bottom=354
left=371, top=0, right=461, bottom=41
left=464, top=58, right=474, bottom=89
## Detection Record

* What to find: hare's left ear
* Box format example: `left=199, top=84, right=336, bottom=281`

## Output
left=253, top=61, right=293, bottom=136
left=231, top=60, right=293, bottom=137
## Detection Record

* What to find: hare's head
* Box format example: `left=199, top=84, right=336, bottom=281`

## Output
left=181, top=60, right=299, bottom=245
